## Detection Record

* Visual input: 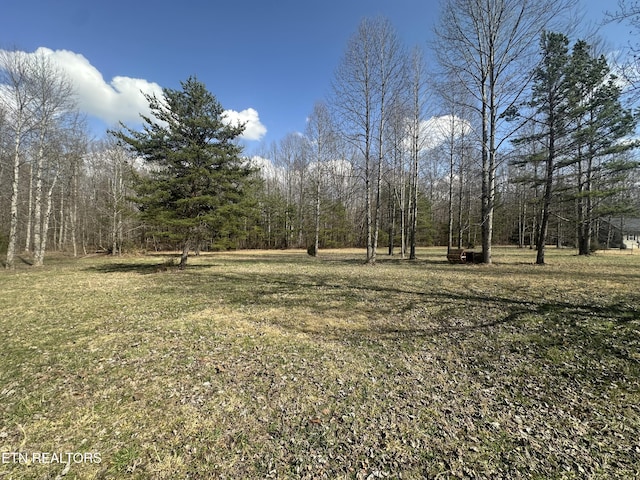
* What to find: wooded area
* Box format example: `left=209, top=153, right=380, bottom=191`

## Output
left=2, top=0, right=640, bottom=268
left=2, top=2, right=640, bottom=478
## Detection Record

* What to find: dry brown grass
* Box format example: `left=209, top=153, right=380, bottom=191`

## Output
left=0, top=247, right=639, bottom=479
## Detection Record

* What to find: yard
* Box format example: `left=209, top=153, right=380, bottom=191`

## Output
left=0, top=247, right=639, bottom=479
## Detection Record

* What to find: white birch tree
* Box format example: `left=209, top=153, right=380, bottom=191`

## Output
left=305, top=101, right=336, bottom=256
left=0, top=50, right=35, bottom=269
left=407, top=47, right=428, bottom=260
left=28, top=52, right=77, bottom=266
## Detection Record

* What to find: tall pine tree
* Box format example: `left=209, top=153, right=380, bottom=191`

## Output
left=513, top=35, right=638, bottom=260
left=513, top=32, right=571, bottom=264
left=112, top=77, right=254, bottom=268
left=565, top=41, right=638, bottom=254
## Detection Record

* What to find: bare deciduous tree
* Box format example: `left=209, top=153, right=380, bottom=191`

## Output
left=332, top=16, right=407, bottom=264
left=407, top=47, right=428, bottom=260
left=1, top=50, right=36, bottom=269
left=28, top=52, right=77, bottom=266
left=606, top=1, right=640, bottom=97
left=305, top=101, right=336, bottom=256
left=435, top=0, right=575, bottom=263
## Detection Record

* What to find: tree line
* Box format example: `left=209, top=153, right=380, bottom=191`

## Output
left=2, top=0, right=639, bottom=268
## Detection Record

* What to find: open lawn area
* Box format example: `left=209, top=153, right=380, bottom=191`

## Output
left=1, top=247, right=639, bottom=479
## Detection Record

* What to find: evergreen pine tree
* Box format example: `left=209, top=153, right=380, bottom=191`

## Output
left=112, top=76, right=254, bottom=268
left=516, top=32, right=571, bottom=264
left=513, top=35, right=638, bottom=260
left=565, top=42, right=638, bottom=254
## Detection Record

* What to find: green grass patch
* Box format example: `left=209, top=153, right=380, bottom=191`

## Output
left=0, top=247, right=639, bottom=478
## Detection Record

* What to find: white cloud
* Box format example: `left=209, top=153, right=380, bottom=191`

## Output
left=417, top=115, right=474, bottom=151
left=0, top=47, right=267, bottom=141
left=29, top=47, right=163, bottom=125
left=250, top=155, right=285, bottom=183
left=223, top=108, right=267, bottom=141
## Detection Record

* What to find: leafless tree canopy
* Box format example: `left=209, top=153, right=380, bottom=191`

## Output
left=1, top=1, right=638, bottom=267
left=433, top=0, right=578, bottom=263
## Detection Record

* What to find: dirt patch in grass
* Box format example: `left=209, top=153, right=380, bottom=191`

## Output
left=0, top=248, right=639, bottom=478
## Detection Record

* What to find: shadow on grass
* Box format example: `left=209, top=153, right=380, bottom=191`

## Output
left=82, top=249, right=264, bottom=274
left=1, top=255, right=34, bottom=269
left=85, top=251, right=323, bottom=274
left=217, top=270, right=639, bottom=395
left=85, top=261, right=214, bottom=275
left=183, top=268, right=640, bottom=367
left=17, top=255, right=33, bottom=266
left=84, top=252, right=640, bottom=369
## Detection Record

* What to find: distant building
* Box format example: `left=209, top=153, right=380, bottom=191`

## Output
left=603, top=218, right=640, bottom=249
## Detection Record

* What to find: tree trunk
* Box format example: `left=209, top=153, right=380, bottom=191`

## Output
left=33, top=142, right=45, bottom=266
left=447, top=142, right=454, bottom=254
left=179, top=241, right=190, bottom=270
left=372, top=155, right=382, bottom=264
left=536, top=176, right=552, bottom=264
left=576, top=148, right=589, bottom=255
left=388, top=185, right=396, bottom=256
left=581, top=154, right=594, bottom=254
left=457, top=150, right=465, bottom=250
left=399, top=165, right=406, bottom=259
left=409, top=129, right=419, bottom=260
left=71, top=158, right=78, bottom=257
left=112, top=207, right=119, bottom=256
left=365, top=149, right=374, bottom=264
left=518, top=194, right=525, bottom=249
left=314, top=179, right=320, bottom=257
left=619, top=217, right=625, bottom=250
left=5, top=135, right=21, bottom=269
left=58, top=182, right=65, bottom=251
left=482, top=70, right=498, bottom=265
left=35, top=175, right=57, bottom=266
left=535, top=115, right=557, bottom=264
left=24, top=163, right=33, bottom=253
left=481, top=97, right=492, bottom=264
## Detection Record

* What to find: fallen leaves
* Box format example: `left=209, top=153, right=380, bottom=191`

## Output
left=0, top=248, right=639, bottom=478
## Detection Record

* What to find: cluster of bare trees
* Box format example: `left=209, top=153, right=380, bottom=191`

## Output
left=433, top=0, right=586, bottom=263
left=244, top=19, right=439, bottom=259
left=246, top=120, right=360, bottom=252
left=0, top=50, right=140, bottom=267
left=2, top=0, right=639, bottom=267
left=259, top=0, right=616, bottom=265
left=82, top=140, right=138, bottom=256
left=243, top=98, right=481, bottom=257
left=0, top=50, right=86, bottom=268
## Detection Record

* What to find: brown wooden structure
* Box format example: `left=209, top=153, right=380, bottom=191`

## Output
left=447, top=249, right=481, bottom=264
left=447, top=248, right=467, bottom=264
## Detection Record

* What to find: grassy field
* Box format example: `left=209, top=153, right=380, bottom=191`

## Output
left=0, top=247, right=639, bottom=479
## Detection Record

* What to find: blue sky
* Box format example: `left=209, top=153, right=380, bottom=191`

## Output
left=0, top=0, right=629, bottom=152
